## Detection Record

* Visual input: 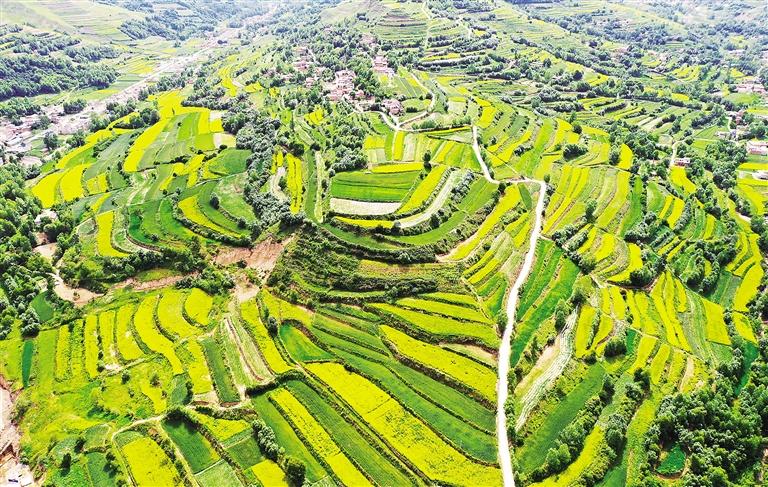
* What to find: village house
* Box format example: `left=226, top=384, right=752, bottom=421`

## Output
left=728, top=109, right=746, bottom=125
left=34, top=209, right=58, bottom=228
left=734, top=81, right=767, bottom=95
left=357, top=97, right=376, bottom=110
left=293, top=60, right=310, bottom=72
left=673, top=157, right=691, bottom=167
left=372, top=55, right=394, bottom=77
left=611, top=45, right=629, bottom=60
left=361, top=33, right=376, bottom=47
left=747, top=141, right=768, bottom=156
left=381, top=98, right=403, bottom=116
left=326, top=69, right=357, bottom=102
left=293, top=45, right=313, bottom=73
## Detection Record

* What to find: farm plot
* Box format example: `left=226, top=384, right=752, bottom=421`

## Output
left=285, top=380, right=415, bottom=485
left=120, top=435, right=183, bottom=486
left=307, top=363, right=500, bottom=486
left=162, top=417, right=220, bottom=473
left=95, top=211, right=128, bottom=258
left=132, top=295, right=183, bottom=374
left=371, top=302, right=498, bottom=347
left=330, top=170, right=419, bottom=202
left=271, top=388, right=371, bottom=486
left=382, top=325, right=496, bottom=402
left=448, top=185, right=521, bottom=260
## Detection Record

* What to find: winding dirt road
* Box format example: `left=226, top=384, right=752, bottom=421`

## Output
left=496, top=179, right=546, bottom=487
left=473, top=125, right=496, bottom=183
left=471, top=125, right=548, bottom=487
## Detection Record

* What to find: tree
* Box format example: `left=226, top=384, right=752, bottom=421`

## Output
left=563, top=143, right=587, bottom=159
left=554, top=300, right=569, bottom=331
left=68, top=130, right=86, bottom=148
left=252, top=419, right=281, bottom=460
left=608, top=148, right=620, bottom=165
left=585, top=200, right=597, bottom=223
left=63, top=98, right=86, bottom=114
left=32, top=114, right=51, bottom=130
left=604, top=335, right=626, bottom=357
left=633, top=367, right=650, bottom=391
left=61, top=452, right=72, bottom=470
left=20, top=309, right=39, bottom=336
left=43, top=131, right=59, bottom=151
left=544, top=442, right=570, bottom=473
left=504, top=399, right=515, bottom=439
left=284, top=456, right=306, bottom=486
left=74, top=436, right=85, bottom=452
left=604, top=413, right=627, bottom=451
left=210, top=194, right=220, bottom=209
left=267, top=316, right=278, bottom=336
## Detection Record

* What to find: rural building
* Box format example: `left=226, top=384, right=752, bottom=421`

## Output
left=372, top=55, right=394, bottom=77
left=326, top=70, right=357, bottom=101
left=357, top=97, right=376, bottom=110
left=728, top=109, right=746, bottom=124
left=747, top=141, right=768, bottom=156
left=716, top=129, right=738, bottom=140
left=293, top=45, right=313, bottom=72
left=34, top=209, right=58, bottom=230
left=734, top=82, right=767, bottom=94
left=381, top=98, right=403, bottom=116
left=293, top=60, right=310, bottom=72
left=673, top=157, right=691, bottom=167
left=361, top=33, right=376, bottom=47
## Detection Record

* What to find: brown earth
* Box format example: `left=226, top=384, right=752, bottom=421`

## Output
left=214, top=237, right=288, bottom=278
left=0, top=378, right=34, bottom=486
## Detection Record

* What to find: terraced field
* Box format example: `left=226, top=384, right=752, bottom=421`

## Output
left=5, top=0, right=768, bottom=486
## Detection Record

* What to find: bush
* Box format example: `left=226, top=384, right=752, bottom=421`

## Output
left=252, top=420, right=281, bottom=461
left=604, top=336, right=626, bottom=357
left=284, top=456, right=306, bottom=486
left=62, top=98, right=86, bottom=114
left=563, top=143, right=588, bottom=159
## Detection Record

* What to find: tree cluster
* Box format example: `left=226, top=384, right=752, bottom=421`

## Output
left=0, top=164, right=52, bottom=338
left=641, top=338, right=768, bottom=485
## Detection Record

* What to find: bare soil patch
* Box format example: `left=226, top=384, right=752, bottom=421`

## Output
left=214, top=238, right=287, bottom=278
left=114, top=273, right=195, bottom=292
left=0, top=378, right=33, bottom=486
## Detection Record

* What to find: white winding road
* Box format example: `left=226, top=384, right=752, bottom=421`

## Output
left=472, top=125, right=495, bottom=183
left=496, top=179, right=546, bottom=487
left=668, top=140, right=682, bottom=167
left=471, top=125, right=547, bottom=487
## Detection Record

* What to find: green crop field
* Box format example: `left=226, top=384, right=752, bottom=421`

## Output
left=330, top=170, right=420, bottom=202
left=162, top=417, right=220, bottom=473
